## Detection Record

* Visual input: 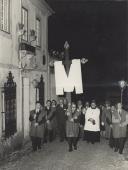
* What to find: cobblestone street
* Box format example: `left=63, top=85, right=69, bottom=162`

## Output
left=1, top=138, right=128, bottom=170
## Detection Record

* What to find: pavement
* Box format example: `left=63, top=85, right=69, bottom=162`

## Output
left=0, top=138, right=128, bottom=170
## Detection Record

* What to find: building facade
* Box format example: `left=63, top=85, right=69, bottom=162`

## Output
left=0, top=0, right=53, bottom=138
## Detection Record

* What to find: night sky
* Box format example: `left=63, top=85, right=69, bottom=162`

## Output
left=46, top=0, right=128, bottom=103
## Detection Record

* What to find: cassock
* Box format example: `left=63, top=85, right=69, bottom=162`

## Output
left=84, top=107, right=100, bottom=143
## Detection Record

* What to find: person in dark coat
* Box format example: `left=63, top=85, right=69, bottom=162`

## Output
left=56, top=99, right=66, bottom=142
left=76, top=100, right=83, bottom=140
left=43, top=100, right=52, bottom=143
left=112, top=102, right=128, bottom=154
left=63, top=98, right=68, bottom=111
left=66, top=102, right=80, bottom=152
left=46, top=100, right=57, bottom=142
left=51, top=100, right=57, bottom=139
left=100, top=105, right=105, bottom=138
left=101, top=101, right=112, bottom=140
left=109, top=105, right=115, bottom=149
left=29, top=101, right=46, bottom=151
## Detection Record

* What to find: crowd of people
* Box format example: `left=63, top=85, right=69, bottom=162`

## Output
left=29, top=98, right=128, bottom=154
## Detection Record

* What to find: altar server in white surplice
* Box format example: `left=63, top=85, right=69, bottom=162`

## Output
left=84, top=100, right=100, bottom=144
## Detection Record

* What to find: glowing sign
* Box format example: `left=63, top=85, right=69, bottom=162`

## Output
left=54, top=59, right=83, bottom=95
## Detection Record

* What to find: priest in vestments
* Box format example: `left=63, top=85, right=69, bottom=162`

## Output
left=84, top=100, right=100, bottom=144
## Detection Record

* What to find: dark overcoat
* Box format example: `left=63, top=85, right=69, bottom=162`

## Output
left=112, top=110, right=120, bottom=138
left=102, top=108, right=112, bottom=138
left=47, top=107, right=56, bottom=130
left=66, top=110, right=80, bottom=137
left=29, top=109, right=46, bottom=138
left=56, top=105, right=66, bottom=127
left=112, top=109, right=128, bottom=138
left=119, top=109, right=128, bottom=138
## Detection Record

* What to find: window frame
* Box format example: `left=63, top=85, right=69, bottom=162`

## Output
left=36, top=17, right=41, bottom=47
left=0, top=0, right=10, bottom=34
left=21, top=7, right=28, bottom=42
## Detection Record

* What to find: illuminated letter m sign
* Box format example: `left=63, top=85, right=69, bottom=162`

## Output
left=54, top=59, right=83, bottom=95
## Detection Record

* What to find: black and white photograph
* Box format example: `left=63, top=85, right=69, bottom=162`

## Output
left=0, top=0, right=128, bottom=169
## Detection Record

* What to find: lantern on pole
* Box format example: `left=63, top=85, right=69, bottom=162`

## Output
left=118, top=80, right=127, bottom=106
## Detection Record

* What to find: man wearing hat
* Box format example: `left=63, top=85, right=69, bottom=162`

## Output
left=84, top=100, right=100, bottom=144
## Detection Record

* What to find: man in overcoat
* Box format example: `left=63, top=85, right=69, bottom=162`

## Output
left=101, top=101, right=112, bottom=140
left=44, top=100, right=52, bottom=143
left=112, top=102, right=128, bottom=154
left=29, top=101, right=46, bottom=151
left=56, top=99, right=66, bottom=142
left=45, top=100, right=57, bottom=142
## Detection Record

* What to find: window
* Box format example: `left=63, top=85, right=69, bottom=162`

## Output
left=0, top=0, right=10, bottom=33
left=36, top=18, right=41, bottom=47
left=21, top=7, right=28, bottom=41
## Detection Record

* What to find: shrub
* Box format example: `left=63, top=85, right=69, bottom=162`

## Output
left=0, top=132, right=24, bottom=160
left=11, top=132, right=24, bottom=151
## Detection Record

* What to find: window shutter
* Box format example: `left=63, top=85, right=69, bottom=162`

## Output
left=0, top=0, right=3, bottom=30
left=36, top=18, right=41, bottom=46
left=22, top=7, right=28, bottom=41
left=3, top=0, right=9, bottom=32
left=0, top=0, right=10, bottom=32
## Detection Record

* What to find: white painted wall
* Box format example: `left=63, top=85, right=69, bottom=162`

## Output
left=0, top=0, right=53, bottom=137
left=0, top=0, right=21, bottom=66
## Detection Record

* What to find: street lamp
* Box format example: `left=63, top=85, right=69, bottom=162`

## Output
left=118, top=80, right=127, bottom=106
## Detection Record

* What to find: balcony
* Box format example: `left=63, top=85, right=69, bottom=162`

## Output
left=19, top=42, right=36, bottom=55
